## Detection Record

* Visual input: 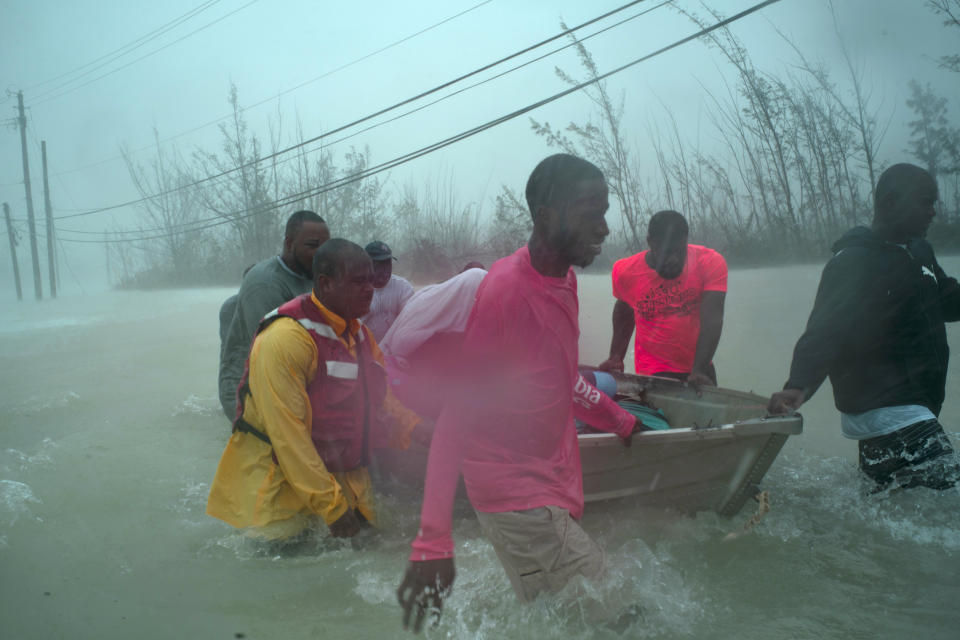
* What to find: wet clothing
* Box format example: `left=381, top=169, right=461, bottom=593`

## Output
left=782, top=226, right=960, bottom=487
left=858, top=419, right=958, bottom=490
left=784, top=227, right=960, bottom=415
left=612, top=244, right=727, bottom=375
left=475, top=505, right=604, bottom=602
left=381, top=268, right=486, bottom=420
left=251, top=294, right=395, bottom=471
left=218, top=256, right=312, bottom=418
left=362, top=274, right=414, bottom=342
left=219, top=294, right=239, bottom=348
left=206, top=293, right=420, bottom=539
left=410, top=246, right=636, bottom=562
left=381, top=268, right=485, bottom=360
left=841, top=404, right=936, bottom=440
left=581, top=370, right=617, bottom=398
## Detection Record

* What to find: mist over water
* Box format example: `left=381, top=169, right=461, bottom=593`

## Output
left=1, top=261, right=959, bottom=639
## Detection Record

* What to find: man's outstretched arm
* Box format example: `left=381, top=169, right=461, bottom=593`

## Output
left=689, top=291, right=725, bottom=388
left=572, top=373, right=639, bottom=445
left=769, top=253, right=864, bottom=413
left=599, top=299, right=635, bottom=372
left=397, top=291, right=507, bottom=632
left=397, top=558, right=456, bottom=633
left=933, top=259, right=960, bottom=322
left=396, top=383, right=472, bottom=632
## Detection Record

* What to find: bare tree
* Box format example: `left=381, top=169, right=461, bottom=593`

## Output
left=193, top=83, right=279, bottom=267
left=905, top=80, right=960, bottom=181
left=927, top=0, right=960, bottom=72
left=487, top=185, right=531, bottom=257
left=328, top=146, right=391, bottom=244
left=121, top=130, right=203, bottom=281
left=530, top=25, right=646, bottom=251
left=289, top=114, right=337, bottom=221
left=392, top=171, right=487, bottom=281
left=774, top=1, right=890, bottom=193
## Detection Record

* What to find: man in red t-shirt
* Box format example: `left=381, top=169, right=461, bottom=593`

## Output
left=599, top=210, right=727, bottom=388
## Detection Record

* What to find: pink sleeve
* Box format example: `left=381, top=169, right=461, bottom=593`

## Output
left=571, top=373, right=634, bottom=438
left=409, top=401, right=468, bottom=560
left=409, top=293, right=504, bottom=561
left=700, top=250, right=728, bottom=292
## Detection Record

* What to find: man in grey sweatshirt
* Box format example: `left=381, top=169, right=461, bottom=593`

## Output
left=218, top=210, right=330, bottom=419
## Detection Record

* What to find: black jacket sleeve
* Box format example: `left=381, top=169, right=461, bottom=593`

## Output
left=784, top=250, right=869, bottom=398
left=933, top=258, right=960, bottom=322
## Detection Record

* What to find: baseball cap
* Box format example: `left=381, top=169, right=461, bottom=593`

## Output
left=364, top=241, right=396, bottom=261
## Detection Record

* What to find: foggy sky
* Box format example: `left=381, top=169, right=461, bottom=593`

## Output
left=1, top=0, right=958, bottom=297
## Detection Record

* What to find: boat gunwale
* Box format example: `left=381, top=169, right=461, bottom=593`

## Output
left=577, top=371, right=805, bottom=447
left=578, top=414, right=803, bottom=447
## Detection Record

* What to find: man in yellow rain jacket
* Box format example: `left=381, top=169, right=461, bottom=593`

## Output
left=207, top=238, right=425, bottom=542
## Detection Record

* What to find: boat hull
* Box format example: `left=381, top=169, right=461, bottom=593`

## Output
left=373, top=373, right=802, bottom=517
left=579, top=374, right=802, bottom=516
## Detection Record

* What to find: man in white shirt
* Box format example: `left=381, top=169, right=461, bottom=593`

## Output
left=362, top=241, right=415, bottom=342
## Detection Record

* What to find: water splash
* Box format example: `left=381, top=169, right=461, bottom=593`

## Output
left=0, top=479, right=42, bottom=528
left=5, top=392, right=80, bottom=416
left=169, top=480, right=212, bottom=531
left=355, top=570, right=397, bottom=605
left=760, top=448, right=960, bottom=551
left=1, top=438, right=57, bottom=474
left=172, top=394, right=220, bottom=417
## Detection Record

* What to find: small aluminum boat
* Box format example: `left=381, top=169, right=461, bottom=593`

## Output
left=579, top=372, right=801, bottom=516
left=374, top=372, right=802, bottom=517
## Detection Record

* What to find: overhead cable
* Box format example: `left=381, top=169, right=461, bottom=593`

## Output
left=50, top=0, right=495, bottom=179
left=32, top=0, right=262, bottom=106
left=25, top=0, right=223, bottom=93
left=53, top=0, right=655, bottom=221
left=56, top=0, right=784, bottom=244
left=57, top=0, right=673, bottom=236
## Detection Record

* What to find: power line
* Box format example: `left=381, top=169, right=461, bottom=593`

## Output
left=53, top=0, right=655, bottom=222
left=32, top=0, right=262, bottom=106
left=0, top=1, right=222, bottom=108
left=49, top=0, right=495, bottom=180
left=24, top=1, right=223, bottom=94
left=55, top=0, right=784, bottom=245
left=26, top=110, right=88, bottom=216
left=47, top=0, right=632, bottom=192
left=55, top=0, right=674, bottom=237
left=24, top=112, right=87, bottom=220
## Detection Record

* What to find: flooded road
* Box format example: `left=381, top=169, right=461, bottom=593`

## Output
left=2, top=260, right=958, bottom=639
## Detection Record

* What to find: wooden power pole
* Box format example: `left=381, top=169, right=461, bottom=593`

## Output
left=41, top=141, right=56, bottom=297
left=16, top=91, right=42, bottom=299
left=3, top=203, right=24, bottom=301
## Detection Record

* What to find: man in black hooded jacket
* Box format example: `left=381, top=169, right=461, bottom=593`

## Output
left=768, top=163, right=960, bottom=490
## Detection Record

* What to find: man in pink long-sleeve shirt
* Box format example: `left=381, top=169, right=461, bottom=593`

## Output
left=397, top=154, right=642, bottom=632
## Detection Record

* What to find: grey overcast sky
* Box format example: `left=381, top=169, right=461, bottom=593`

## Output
left=1, top=0, right=958, bottom=293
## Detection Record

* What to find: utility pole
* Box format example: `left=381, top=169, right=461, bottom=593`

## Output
left=17, top=91, right=42, bottom=299
left=41, top=140, right=57, bottom=297
left=4, top=203, right=24, bottom=301
left=104, top=231, right=111, bottom=287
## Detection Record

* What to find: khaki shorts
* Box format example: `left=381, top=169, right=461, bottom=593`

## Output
left=475, top=505, right=604, bottom=602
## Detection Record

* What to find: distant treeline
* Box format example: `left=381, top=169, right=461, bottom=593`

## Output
left=112, top=5, right=960, bottom=289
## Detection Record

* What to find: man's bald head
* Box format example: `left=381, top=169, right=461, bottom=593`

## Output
left=312, top=239, right=368, bottom=280
left=873, top=163, right=939, bottom=241
left=312, top=239, right=375, bottom=320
